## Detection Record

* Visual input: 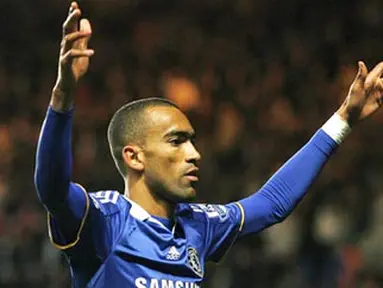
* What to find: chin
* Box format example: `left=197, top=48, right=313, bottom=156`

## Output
left=184, top=188, right=197, bottom=201
left=174, top=187, right=197, bottom=203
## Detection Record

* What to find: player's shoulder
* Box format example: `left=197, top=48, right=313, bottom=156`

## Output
left=177, top=203, right=233, bottom=223
left=88, top=190, right=130, bottom=216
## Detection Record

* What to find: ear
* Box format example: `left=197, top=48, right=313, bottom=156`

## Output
left=122, top=145, right=144, bottom=172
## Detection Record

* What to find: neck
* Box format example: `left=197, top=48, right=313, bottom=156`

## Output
left=124, top=177, right=175, bottom=219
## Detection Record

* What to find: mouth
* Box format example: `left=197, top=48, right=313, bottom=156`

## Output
left=184, top=168, right=199, bottom=182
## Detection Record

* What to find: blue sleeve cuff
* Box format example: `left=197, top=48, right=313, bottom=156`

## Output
left=313, top=129, right=339, bottom=156
left=47, top=105, right=74, bottom=117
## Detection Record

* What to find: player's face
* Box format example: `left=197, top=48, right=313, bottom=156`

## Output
left=142, top=106, right=201, bottom=203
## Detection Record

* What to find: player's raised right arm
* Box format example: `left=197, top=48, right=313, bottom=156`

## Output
left=34, top=2, right=94, bottom=247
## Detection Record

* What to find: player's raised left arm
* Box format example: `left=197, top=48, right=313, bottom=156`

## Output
left=238, top=61, right=383, bottom=237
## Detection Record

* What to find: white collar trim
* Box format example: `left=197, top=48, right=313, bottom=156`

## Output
left=122, top=195, right=150, bottom=221
left=122, top=195, right=176, bottom=233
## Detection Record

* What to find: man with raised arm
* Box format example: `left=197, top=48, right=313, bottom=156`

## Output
left=34, top=2, right=383, bottom=288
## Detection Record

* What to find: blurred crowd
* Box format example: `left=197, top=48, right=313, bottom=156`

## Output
left=1, top=0, right=383, bottom=287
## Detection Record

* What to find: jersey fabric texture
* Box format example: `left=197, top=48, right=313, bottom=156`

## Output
left=48, top=190, right=244, bottom=288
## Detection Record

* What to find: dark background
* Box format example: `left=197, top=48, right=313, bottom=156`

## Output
left=1, top=0, right=383, bottom=287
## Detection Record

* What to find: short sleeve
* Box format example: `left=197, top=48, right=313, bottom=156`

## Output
left=190, top=202, right=245, bottom=262
left=47, top=183, right=89, bottom=250
left=48, top=190, right=129, bottom=260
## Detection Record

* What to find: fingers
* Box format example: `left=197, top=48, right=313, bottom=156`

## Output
left=61, top=49, right=94, bottom=66
left=78, top=19, right=92, bottom=49
left=61, top=31, right=91, bottom=53
left=80, top=19, right=92, bottom=34
left=378, top=78, right=383, bottom=88
left=352, top=61, right=368, bottom=87
left=60, top=3, right=93, bottom=56
left=376, top=80, right=383, bottom=106
left=64, top=31, right=91, bottom=43
left=55, top=2, right=93, bottom=87
left=358, top=61, right=368, bottom=81
left=70, top=1, right=79, bottom=12
left=366, top=61, right=383, bottom=85
left=376, top=78, right=383, bottom=93
left=62, top=3, right=81, bottom=36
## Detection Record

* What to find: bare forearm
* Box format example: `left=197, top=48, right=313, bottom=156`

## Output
left=50, top=87, right=75, bottom=112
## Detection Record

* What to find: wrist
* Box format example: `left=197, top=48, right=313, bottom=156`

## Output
left=321, top=113, right=352, bottom=145
left=50, top=86, right=75, bottom=112
left=336, top=105, right=360, bottom=127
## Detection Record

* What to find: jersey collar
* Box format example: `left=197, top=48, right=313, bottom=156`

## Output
left=122, top=195, right=151, bottom=221
left=122, top=195, right=177, bottom=233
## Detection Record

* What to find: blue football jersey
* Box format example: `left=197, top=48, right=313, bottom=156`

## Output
left=48, top=190, right=244, bottom=287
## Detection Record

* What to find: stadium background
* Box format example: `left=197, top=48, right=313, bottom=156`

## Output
left=1, top=0, right=383, bottom=287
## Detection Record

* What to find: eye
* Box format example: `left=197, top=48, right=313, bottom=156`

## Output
left=169, top=137, right=185, bottom=146
left=167, top=133, right=195, bottom=147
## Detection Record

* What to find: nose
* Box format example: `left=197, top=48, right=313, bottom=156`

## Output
left=185, top=141, right=201, bottom=164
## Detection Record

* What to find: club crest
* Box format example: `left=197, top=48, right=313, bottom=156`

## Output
left=187, top=247, right=203, bottom=277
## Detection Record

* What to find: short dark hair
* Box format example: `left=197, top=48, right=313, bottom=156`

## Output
left=107, top=97, right=179, bottom=176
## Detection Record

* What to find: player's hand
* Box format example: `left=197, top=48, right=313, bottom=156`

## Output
left=51, top=2, right=94, bottom=111
left=337, top=61, right=383, bottom=126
